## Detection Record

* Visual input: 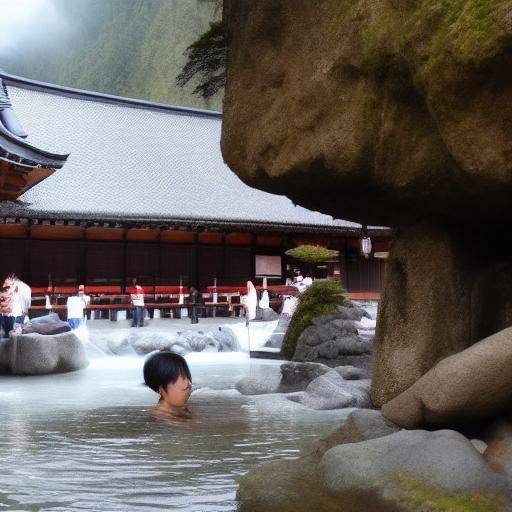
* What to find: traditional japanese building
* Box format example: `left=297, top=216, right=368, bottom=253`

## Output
left=0, top=71, right=390, bottom=297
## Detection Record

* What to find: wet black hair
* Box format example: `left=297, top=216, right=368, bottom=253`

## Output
left=143, top=351, right=192, bottom=393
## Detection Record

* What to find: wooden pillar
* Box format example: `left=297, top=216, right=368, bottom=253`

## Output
left=193, top=231, right=199, bottom=289
left=122, top=228, right=127, bottom=290
left=156, top=228, right=161, bottom=287
left=80, top=239, right=87, bottom=285
left=24, top=235, right=31, bottom=285
left=340, top=237, right=349, bottom=291
left=220, top=232, right=226, bottom=285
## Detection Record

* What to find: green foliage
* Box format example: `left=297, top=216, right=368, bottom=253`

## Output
left=393, top=474, right=505, bottom=512
left=281, top=280, right=350, bottom=360
left=285, top=245, right=339, bottom=264
left=403, top=0, right=512, bottom=99
left=176, top=20, right=227, bottom=99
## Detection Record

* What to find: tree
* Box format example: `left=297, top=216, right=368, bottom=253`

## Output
left=285, top=245, right=339, bottom=264
left=176, top=20, right=227, bottom=99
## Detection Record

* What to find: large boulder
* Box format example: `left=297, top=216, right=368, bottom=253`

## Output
left=223, top=1, right=512, bottom=226
left=320, top=430, right=509, bottom=500
left=382, top=327, right=512, bottom=429
left=4, top=331, right=89, bottom=375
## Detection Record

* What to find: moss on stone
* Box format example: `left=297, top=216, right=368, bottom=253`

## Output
left=281, top=280, right=350, bottom=360
left=393, top=474, right=506, bottom=512
left=404, top=0, right=512, bottom=98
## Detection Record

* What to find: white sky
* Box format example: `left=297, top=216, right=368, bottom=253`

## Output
left=0, top=0, right=65, bottom=55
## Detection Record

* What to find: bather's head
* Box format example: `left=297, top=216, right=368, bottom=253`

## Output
left=143, top=351, right=192, bottom=409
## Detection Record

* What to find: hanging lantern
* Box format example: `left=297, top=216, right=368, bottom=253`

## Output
left=360, top=235, right=372, bottom=259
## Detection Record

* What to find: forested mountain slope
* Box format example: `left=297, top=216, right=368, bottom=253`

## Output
left=2, top=0, right=222, bottom=110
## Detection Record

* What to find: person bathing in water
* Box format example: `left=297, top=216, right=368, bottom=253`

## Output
left=143, top=351, right=193, bottom=417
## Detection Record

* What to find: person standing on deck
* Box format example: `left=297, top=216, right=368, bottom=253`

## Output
left=128, top=278, right=145, bottom=327
left=66, top=285, right=90, bottom=329
left=0, top=275, right=31, bottom=337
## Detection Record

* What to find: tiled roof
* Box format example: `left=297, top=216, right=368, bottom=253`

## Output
left=0, top=77, right=68, bottom=169
left=0, top=73, right=377, bottom=233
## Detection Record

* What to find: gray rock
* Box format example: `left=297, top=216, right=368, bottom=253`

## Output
left=293, top=312, right=373, bottom=366
left=295, top=325, right=323, bottom=348
left=317, top=340, right=339, bottom=359
left=300, top=370, right=371, bottom=410
left=129, top=326, right=239, bottom=355
left=334, top=365, right=369, bottom=380
left=336, top=305, right=366, bottom=321
left=28, top=313, right=61, bottom=324
left=278, top=361, right=332, bottom=392
left=23, top=321, right=71, bottom=335
left=320, top=429, right=508, bottom=496
left=335, top=354, right=373, bottom=374
left=4, top=331, right=89, bottom=375
left=236, top=376, right=280, bottom=395
left=315, top=409, right=401, bottom=457
left=131, top=332, right=183, bottom=354
left=334, top=335, right=372, bottom=355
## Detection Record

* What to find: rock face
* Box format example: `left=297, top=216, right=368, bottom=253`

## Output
left=222, top=1, right=512, bottom=408
left=382, top=327, right=512, bottom=429
left=222, top=1, right=512, bottom=226
left=293, top=309, right=373, bottom=370
left=2, top=331, right=89, bottom=375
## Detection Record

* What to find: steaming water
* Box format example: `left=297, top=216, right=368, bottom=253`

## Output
left=0, top=353, right=351, bottom=511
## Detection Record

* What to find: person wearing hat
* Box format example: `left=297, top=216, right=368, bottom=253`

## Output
left=66, top=285, right=90, bottom=329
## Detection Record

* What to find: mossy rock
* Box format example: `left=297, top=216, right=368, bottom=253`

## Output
left=393, top=474, right=507, bottom=512
left=281, top=280, right=350, bottom=360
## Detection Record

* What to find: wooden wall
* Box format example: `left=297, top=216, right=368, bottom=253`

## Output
left=0, top=228, right=388, bottom=293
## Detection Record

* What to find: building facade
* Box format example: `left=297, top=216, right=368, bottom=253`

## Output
left=0, top=71, right=391, bottom=296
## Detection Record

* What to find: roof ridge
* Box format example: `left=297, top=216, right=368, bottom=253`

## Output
left=0, top=70, right=222, bottom=119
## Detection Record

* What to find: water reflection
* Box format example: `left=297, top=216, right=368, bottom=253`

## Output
left=0, top=355, right=348, bottom=511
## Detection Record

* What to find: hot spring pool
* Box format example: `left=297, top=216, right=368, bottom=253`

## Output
left=0, top=353, right=351, bottom=511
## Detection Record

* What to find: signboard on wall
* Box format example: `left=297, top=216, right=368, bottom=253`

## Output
left=255, top=255, right=282, bottom=277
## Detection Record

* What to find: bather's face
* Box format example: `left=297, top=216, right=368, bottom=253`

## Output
left=160, top=374, right=192, bottom=408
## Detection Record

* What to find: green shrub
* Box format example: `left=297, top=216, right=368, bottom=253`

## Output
left=281, top=280, right=350, bottom=360
left=285, top=245, right=339, bottom=264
